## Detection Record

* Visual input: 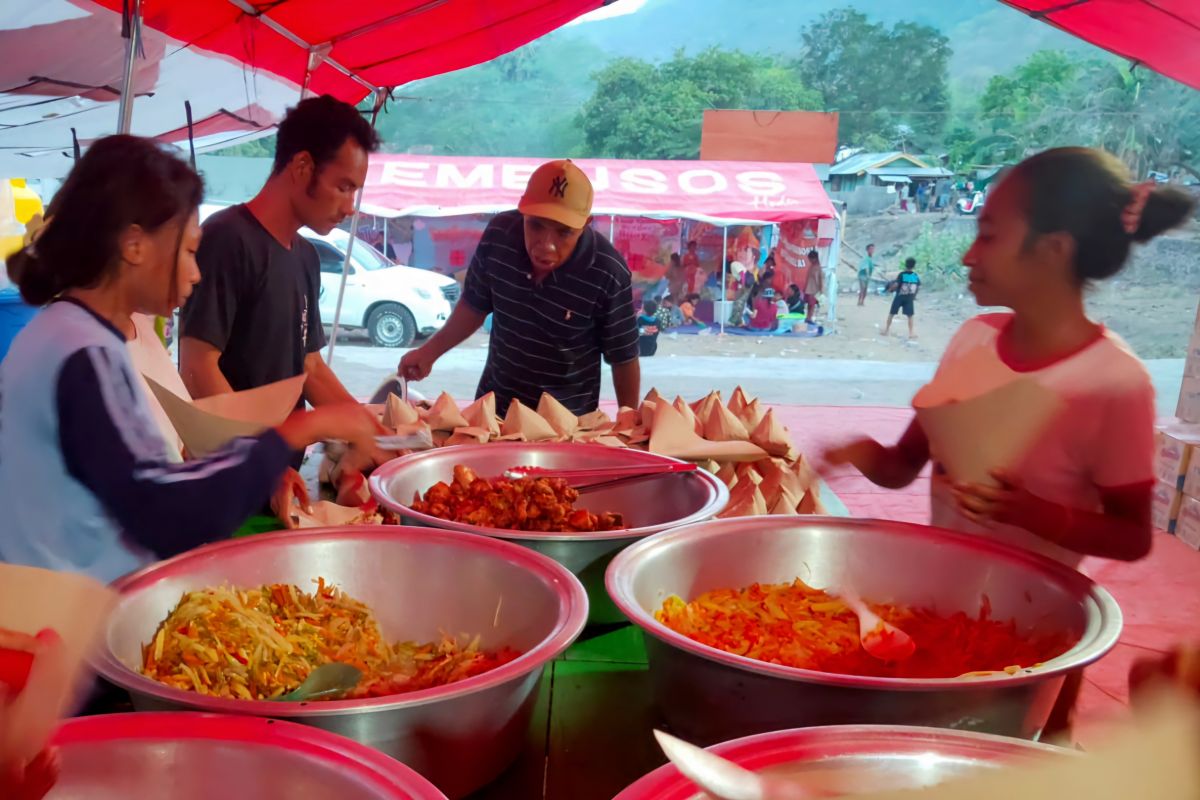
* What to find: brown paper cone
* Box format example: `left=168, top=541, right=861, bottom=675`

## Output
left=691, top=390, right=722, bottom=420
left=703, top=401, right=751, bottom=442
left=735, top=461, right=764, bottom=486
left=769, top=488, right=802, bottom=515
left=643, top=387, right=663, bottom=407
left=383, top=393, right=420, bottom=428
left=446, top=426, right=492, bottom=446
left=613, top=406, right=640, bottom=435
left=145, top=374, right=305, bottom=457
left=728, top=385, right=750, bottom=417
left=738, top=397, right=766, bottom=431
left=640, top=400, right=658, bottom=431
left=577, top=409, right=612, bottom=431
left=537, top=393, right=580, bottom=438
left=718, top=481, right=768, bottom=518
left=503, top=399, right=559, bottom=442
left=463, top=392, right=500, bottom=436
left=798, top=487, right=827, bottom=515
left=292, top=500, right=371, bottom=528
left=649, top=402, right=767, bottom=462
left=750, top=408, right=797, bottom=459
left=914, top=378, right=1061, bottom=485
left=423, top=392, right=470, bottom=431
left=716, top=461, right=737, bottom=486
left=671, top=396, right=701, bottom=436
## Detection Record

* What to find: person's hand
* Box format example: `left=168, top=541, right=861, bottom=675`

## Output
left=0, top=748, right=59, bottom=800
left=398, top=345, right=437, bottom=382
left=822, top=438, right=879, bottom=474
left=277, top=403, right=383, bottom=452
left=952, top=469, right=1040, bottom=527
left=270, top=468, right=311, bottom=530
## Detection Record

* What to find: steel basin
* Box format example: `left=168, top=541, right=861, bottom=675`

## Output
left=370, top=443, right=729, bottom=624
left=606, top=517, right=1122, bottom=744
left=614, top=725, right=1069, bottom=799
left=49, top=712, right=447, bottom=799
left=92, top=527, right=588, bottom=799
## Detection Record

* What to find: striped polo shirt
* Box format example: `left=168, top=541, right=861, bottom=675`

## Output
left=462, top=211, right=639, bottom=415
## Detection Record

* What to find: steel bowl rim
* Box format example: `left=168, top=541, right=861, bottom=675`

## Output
left=605, top=516, right=1123, bottom=691
left=93, top=526, right=589, bottom=717
left=614, top=724, right=1071, bottom=800
left=52, top=711, right=449, bottom=799
left=369, top=442, right=730, bottom=542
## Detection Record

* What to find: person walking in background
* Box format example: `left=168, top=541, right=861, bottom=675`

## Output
left=883, top=257, right=921, bottom=338
left=667, top=252, right=685, bottom=299
left=803, top=249, right=824, bottom=323
left=637, top=298, right=660, bottom=357
left=857, top=243, right=876, bottom=306
left=682, top=240, right=701, bottom=293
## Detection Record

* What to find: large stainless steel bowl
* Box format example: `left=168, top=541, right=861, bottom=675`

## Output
left=49, top=712, right=447, bottom=799
left=613, top=725, right=1068, bottom=800
left=606, top=517, right=1122, bottom=743
left=370, top=443, right=729, bottom=624
left=92, top=527, right=588, bottom=798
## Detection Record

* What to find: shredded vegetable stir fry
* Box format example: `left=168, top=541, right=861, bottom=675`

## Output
left=655, top=578, right=1073, bottom=678
left=142, top=578, right=518, bottom=700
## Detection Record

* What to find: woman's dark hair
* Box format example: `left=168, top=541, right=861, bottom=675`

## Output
left=9, top=135, right=203, bottom=306
left=788, top=283, right=801, bottom=295
left=685, top=293, right=700, bottom=303
left=273, top=94, right=380, bottom=176
left=1008, top=147, right=1195, bottom=283
left=643, top=299, right=658, bottom=315
left=807, top=249, right=820, bottom=263
left=905, top=257, right=917, bottom=270
left=765, top=255, right=776, bottom=267
left=670, top=252, right=681, bottom=265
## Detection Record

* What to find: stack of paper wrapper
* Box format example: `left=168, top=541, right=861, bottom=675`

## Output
left=375, top=386, right=824, bottom=517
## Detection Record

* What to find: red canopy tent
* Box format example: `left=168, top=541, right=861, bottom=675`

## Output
left=1002, top=1, right=1200, bottom=91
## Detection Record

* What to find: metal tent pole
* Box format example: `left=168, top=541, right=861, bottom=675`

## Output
left=720, top=225, right=729, bottom=334
left=116, top=0, right=143, bottom=133
left=382, top=218, right=389, bottom=259
left=326, top=89, right=385, bottom=366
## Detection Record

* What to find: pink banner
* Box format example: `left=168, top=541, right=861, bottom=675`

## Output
left=363, top=155, right=835, bottom=224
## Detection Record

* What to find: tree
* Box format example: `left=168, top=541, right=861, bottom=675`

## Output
left=796, top=8, right=951, bottom=151
left=577, top=48, right=822, bottom=159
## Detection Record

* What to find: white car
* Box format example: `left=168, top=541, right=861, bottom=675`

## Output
left=199, top=204, right=458, bottom=347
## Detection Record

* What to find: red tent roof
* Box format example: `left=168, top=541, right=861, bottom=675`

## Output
left=88, top=0, right=605, bottom=103
left=1002, top=0, right=1200, bottom=91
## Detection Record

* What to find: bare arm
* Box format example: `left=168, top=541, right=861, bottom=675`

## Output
left=398, top=302, right=487, bottom=380
left=179, top=336, right=234, bottom=399
left=611, top=359, right=641, bottom=411
left=956, top=475, right=1152, bottom=562
left=303, top=352, right=358, bottom=406
left=825, top=418, right=929, bottom=490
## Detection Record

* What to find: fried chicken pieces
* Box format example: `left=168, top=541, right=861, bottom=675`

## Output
left=411, top=465, right=624, bottom=533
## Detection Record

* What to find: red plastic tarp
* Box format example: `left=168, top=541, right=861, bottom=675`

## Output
left=360, top=154, right=837, bottom=223
left=1002, top=0, right=1200, bottom=91
left=87, top=0, right=605, bottom=103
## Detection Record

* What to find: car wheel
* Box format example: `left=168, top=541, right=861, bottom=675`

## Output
left=367, top=303, right=416, bottom=348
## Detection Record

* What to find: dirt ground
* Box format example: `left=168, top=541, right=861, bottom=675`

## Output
left=651, top=279, right=1200, bottom=364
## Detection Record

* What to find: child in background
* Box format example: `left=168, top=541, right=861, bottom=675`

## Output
left=883, top=257, right=921, bottom=338
left=679, top=293, right=705, bottom=328
left=637, top=299, right=660, bottom=357
left=655, top=294, right=677, bottom=332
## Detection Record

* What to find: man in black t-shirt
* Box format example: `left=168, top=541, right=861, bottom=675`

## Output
left=180, top=95, right=382, bottom=523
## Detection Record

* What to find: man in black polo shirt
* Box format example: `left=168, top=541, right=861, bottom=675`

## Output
left=399, top=160, right=641, bottom=414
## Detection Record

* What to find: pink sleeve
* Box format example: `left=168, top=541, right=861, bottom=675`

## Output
left=1091, top=380, right=1157, bottom=488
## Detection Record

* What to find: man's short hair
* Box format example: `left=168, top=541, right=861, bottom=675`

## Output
left=905, top=257, right=917, bottom=269
left=272, top=94, right=380, bottom=175
left=866, top=242, right=875, bottom=249
left=807, top=249, right=820, bottom=262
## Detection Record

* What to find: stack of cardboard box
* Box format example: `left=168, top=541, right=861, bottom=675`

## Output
left=1165, top=325, right=1200, bottom=546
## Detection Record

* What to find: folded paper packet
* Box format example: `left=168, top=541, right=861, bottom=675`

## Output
left=650, top=401, right=767, bottom=463
left=383, top=393, right=420, bottom=427
left=292, top=500, right=374, bottom=528
left=537, top=392, right=579, bottom=438
left=750, top=408, right=797, bottom=460
left=728, top=385, right=750, bottom=417
left=914, top=377, right=1061, bottom=486
left=145, top=374, right=305, bottom=457
left=0, top=564, right=116, bottom=763
left=502, top=398, right=559, bottom=442
left=463, top=392, right=501, bottom=437
left=423, top=391, right=470, bottom=431
left=577, top=409, right=612, bottom=431
left=703, top=400, right=750, bottom=442
left=446, top=426, right=492, bottom=447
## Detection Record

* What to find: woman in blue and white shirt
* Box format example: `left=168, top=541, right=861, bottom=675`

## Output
left=0, top=135, right=377, bottom=582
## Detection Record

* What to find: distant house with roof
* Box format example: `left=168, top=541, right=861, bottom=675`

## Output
left=826, top=152, right=952, bottom=193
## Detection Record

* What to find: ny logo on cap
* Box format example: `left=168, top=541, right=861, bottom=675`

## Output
left=550, top=175, right=569, bottom=198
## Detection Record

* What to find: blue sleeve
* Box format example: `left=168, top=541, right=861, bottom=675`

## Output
left=56, top=347, right=293, bottom=558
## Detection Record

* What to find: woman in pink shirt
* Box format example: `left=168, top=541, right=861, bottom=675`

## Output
left=828, top=148, right=1194, bottom=566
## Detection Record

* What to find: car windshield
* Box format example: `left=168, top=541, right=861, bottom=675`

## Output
left=348, top=238, right=393, bottom=271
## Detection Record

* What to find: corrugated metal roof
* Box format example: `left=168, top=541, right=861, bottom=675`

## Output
left=829, top=151, right=932, bottom=176
left=868, top=166, right=953, bottom=178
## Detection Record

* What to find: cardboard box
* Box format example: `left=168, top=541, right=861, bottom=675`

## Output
left=1176, top=495, right=1200, bottom=550
left=1154, top=423, right=1200, bottom=489
left=1178, top=378, right=1200, bottom=424
left=1151, top=480, right=1182, bottom=534
left=1184, top=447, right=1200, bottom=498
